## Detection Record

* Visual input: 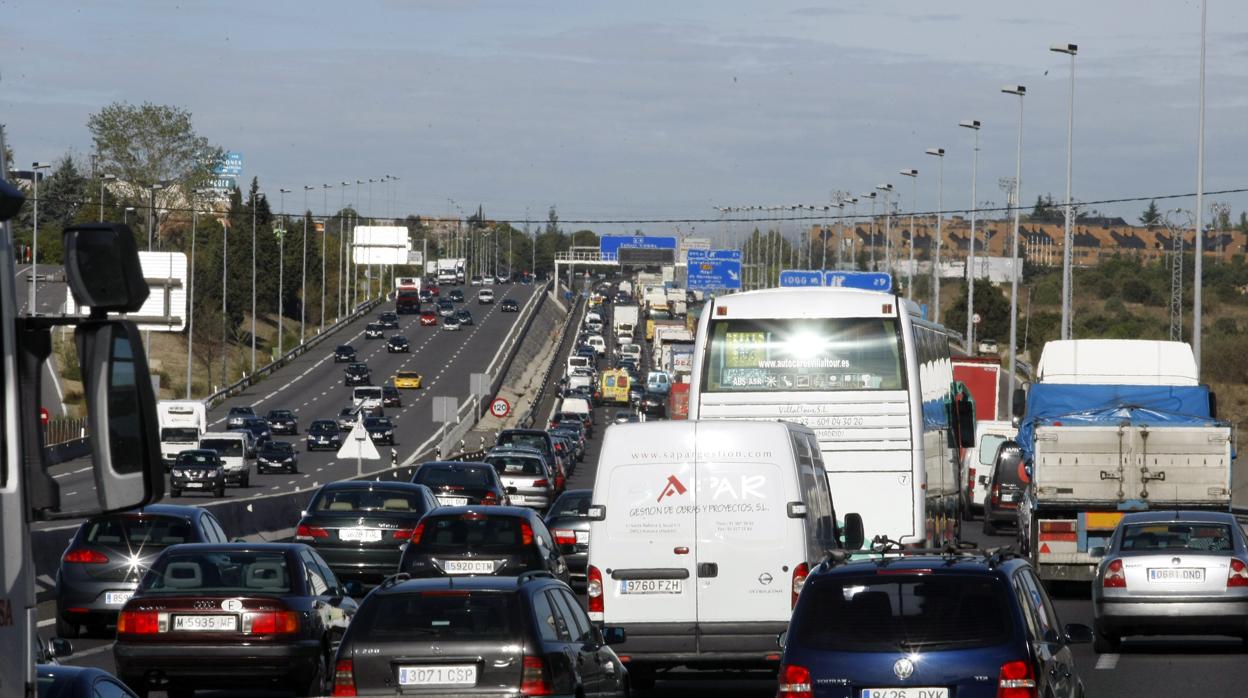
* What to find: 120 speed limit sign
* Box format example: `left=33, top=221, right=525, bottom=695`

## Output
left=490, top=398, right=511, bottom=418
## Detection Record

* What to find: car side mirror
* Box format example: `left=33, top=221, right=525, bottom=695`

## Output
left=50, top=637, right=73, bottom=659
left=0, top=173, right=25, bottom=221
left=601, top=626, right=627, bottom=645
left=1088, top=546, right=1106, bottom=559
left=343, top=580, right=365, bottom=597
left=842, top=513, right=865, bottom=551
left=1064, top=623, right=1094, bottom=645
left=776, top=630, right=788, bottom=649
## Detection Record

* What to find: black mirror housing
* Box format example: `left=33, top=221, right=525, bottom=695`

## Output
left=0, top=176, right=25, bottom=222
left=843, top=512, right=865, bottom=551
left=1064, top=623, right=1094, bottom=645
left=344, top=580, right=365, bottom=597
left=63, top=223, right=149, bottom=314
left=602, top=626, right=627, bottom=645
left=1012, top=387, right=1027, bottom=419
left=50, top=637, right=73, bottom=659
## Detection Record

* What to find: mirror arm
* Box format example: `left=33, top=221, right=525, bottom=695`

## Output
left=15, top=319, right=60, bottom=516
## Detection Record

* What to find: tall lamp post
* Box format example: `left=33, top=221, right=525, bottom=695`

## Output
left=144, top=183, right=164, bottom=353
left=29, top=162, right=50, bottom=315
left=925, top=148, right=945, bottom=321
left=1001, top=85, right=1027, bottom=402
left=187, top=190, right=200, bottom=398
left=899, top=169, right=918, bottom=300
left=959, top=120, right=982, bottom=348
left=321, top=183, right=332, bottom=332
left=861, top=192, right=877, bottom=269
left=340, top=182, right=350, bottom=321
left=278, top=189, right=291, bottom=358
left=98, top=173, right=116, bottom=222
left=1193, top=1, right=1207, bottom=375
left=1051, top=43, right=1078, bottom=340
left=875, top=184, right=894, bottom=274
left=302, top=185, right=313, bottom=343
left=250, top=190, right=261, bottom=374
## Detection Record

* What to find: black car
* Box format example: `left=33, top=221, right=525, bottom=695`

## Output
left=638, top=390, right=667, bottom=417
left=501, top=298, right=520, bottom=312
left=545, top=489, right=593, bottom=589
left=363, top=416, right=397, bottom=445
left=54, top=505, right=230, bottom=639
left=437, top=300, right=456, bottom=318
left=364, top=322, right=385, bottom=339
left=169, top=449, right=226, bottom=499
left=386, top=335, right=410, bottom=353
left=240, top=416, right=272, bottom=445
left=411, top=461, right=513, bottom=507
left=333, top=344, right=356, bottom=362
left=331, top=574, right=628, bottom=697
left=265, top=409, right=298, bottom=435
left=114, top=543, right=358, bottom=698
left=447, top=288, right=465, bottom=302
left=397, top=507, right=570, bottom=584
left=381, top=385, right=402, bottom=408
left=36, top=665, right=139, bottom=698
left=257, top=440, right=298, bottom=474
left=306, top=419, right=343, bottom=451
left=378, top=311, right=400, bottom=328
left=455, top=308, right=474, bottom=325
left=225, top=405, right=255, bottom=429
left=418, top=288, right=434, bottom=303
left=983, top=440, right=1026, bottom=536
left=344, top=362, right=371, bottom=386
left=295, top=481, right=440, bottom=585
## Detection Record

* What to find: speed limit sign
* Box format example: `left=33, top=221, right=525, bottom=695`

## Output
left=972, top=312, right=982, bottom=325
left=490, top=397, right=511, bottom=418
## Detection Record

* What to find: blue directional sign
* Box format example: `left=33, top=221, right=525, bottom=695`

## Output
left=778, top=270, right=823, bottom=287
left=688, top=259, right=743, bottom=290
left=600, top=235, right=677, bottom=258
left=823, top=270, right=893, bottom=292
left=213, top=151, right=244, bottom=176
left=687, top=248, right=742, bottom=262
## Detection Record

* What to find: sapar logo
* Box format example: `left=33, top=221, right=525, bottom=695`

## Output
left=656, top=474, right=688, bottom=503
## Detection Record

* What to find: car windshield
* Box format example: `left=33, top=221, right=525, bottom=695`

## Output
left=364, top=418, right=394, bottom=428
left=397, top=371, right=419, bottom=379
left=1121, top=523, right=1234, bottom=552
left=142, top=551, right=293, bottom=595
left=176, top=451, right=217, bottom=466
left=414, top=466, right=493, bottom=488
left=261, top=442, right=293, bottom=455
left=311, top=488, right=429, bottom=514
left=199, top=438, right=243, bottom=457
left=549, top=492, right=593, bottom=518
left=355, top=591, right=518, bottom=639
left=349, top=363, right=368, bottom=372
left=84, top=515, right=194, bottom=549
left=337, top=346, right=352, bottom=352
left=310, top=421, right=337, bottom=432
left=268, top=411, right=293, bottom=419
left=416, top=515, right=532, bottom=552
left=486, top=454, right=544, bottom=476
left=497, top=433, right=548, bottom=455
left=793, top=574, right=1011, bottom=652
left=228, top=408, right=253, bottom=416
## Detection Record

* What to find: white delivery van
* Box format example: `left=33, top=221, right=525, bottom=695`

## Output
left=352, top=385, right=383, bottom=411
left=585, top=335, right=606, bottom=355
left=962, top=420, right=1017, bottom=519
left=566, top=354, right=591, bottom=378
left=586, top=420, right=861, bottom=681
left=198, top=432, right=252, bottom=487
left=157, top=400, right=206, bottom=467
left=618, top=343, right=642, bottom=364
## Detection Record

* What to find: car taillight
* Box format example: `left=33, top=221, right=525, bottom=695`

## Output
left=791, top=562, right=809, bottom=609
left=968, top=467, right=977, bottom=493
left=554, top=529, right=577, bottom=546
left=243, top=611, right=299, bottom=634
left=997, top=659, right=1036, bottom=698
left=117, top=610, right=161, bottom=635
left=332, top=659, right=357, bottom=696
left=991, top=483, right=1001, bottom=505
left=1229, top=559, right=1248, bottom=587
left=521, top=522, right=534, bottom=545
left=532, top=479, right=549, bottom=488
left=777, top=663, right=812, bottom=698
left=587, top=565, right=604, bottom=620
left=393, top=528, right=414, bottom=540
left=1102, top=559, right=1126, bottom=588
left=482, top=492, right=499, bottom=505
left=295, top=524, right=328, bottom=540
left=520, top=655, right=553, bottom=696
left=63, top=548, right=109, bottom=564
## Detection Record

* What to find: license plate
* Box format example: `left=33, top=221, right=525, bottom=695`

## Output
left=104, top=591, right=133, bottom=605
left=861, top=690, right=948, bottom=698
left=443, top=560, right=495, bottom=574
left=575, top=531, right=590, bottom=544
left=398, top=664, right=478, bottom=686
left=620, top=579, right=683, bottom=594
left=339, top=528, right=382, bottom=542
left=173, top=614, right=237, bottom=631
left=438, top=496, right=468, bottom=506
left=1149, top=568, right=1205, bottom=582
left=183, top=482, right=203, bottom=488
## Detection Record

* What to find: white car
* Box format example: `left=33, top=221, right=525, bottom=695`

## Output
left=585, top=335, right=606, bottom=355
left=978, top=339, right=1000, bottom=354
left=477, top=289, right=495, bottom=304
left=442, top=315, right=462, bottom=331
left=618, top=343, right=642, bottom=364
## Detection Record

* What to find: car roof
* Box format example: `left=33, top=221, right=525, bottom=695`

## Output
left=162, top=542, right=302, bottom=554
left=426, top=505, right=537, bottom=519
left=317, top=480, right=428, bottom=493
left=228, top=406, right=253, bottom=412
left=377, top=574, right=556, bottom=595
left=813, top=554, right=1024, bottom=579
left=95, top=503, right=206, bottom=520
left=1118, top=510, right=1239, bottom=525
left=417, top=460, right=491, bottom=470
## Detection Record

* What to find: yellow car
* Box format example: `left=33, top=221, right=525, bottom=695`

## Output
left=393, top=371, right=423, bottom=389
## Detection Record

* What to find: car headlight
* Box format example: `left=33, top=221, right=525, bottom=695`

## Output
left=171, top=469, right=184, bottom=477
left=385, top=430, right=394, bottom=436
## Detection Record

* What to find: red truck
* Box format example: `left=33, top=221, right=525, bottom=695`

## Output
left=952, top=356, right=1002, bottom=422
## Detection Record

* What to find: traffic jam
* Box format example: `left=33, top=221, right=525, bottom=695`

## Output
left=47, top=273, right=1241, bottom=698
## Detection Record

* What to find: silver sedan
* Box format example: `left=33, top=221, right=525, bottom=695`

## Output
left=1091, top=510, right=1248, bottom=652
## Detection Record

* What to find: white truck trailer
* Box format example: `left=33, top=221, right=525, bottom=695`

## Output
left=157, top=399, right=207, bottom=467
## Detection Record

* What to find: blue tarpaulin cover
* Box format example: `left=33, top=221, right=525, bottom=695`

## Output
left=1017, top=384, right=1227, bottom=461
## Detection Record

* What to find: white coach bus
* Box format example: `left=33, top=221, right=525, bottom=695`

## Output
left=689, top=287, right=972, bottom=547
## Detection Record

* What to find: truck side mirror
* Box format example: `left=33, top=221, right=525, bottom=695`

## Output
left=1208, top=390, right=1218, bottom=419
left=842, top=513, right=865, bottom=551
left=0, top=174, right=25, bottom=221
left=1012, top=387, right=1027, bottom=419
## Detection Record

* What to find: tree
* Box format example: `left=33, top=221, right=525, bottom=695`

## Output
left=544, top=205, right=560, bottom=237
left=1140, top=199, right=1160, bottom=228
left=1028, top=194, right=1062, bottom=223
left=943, top=282, right=1012, bottom=349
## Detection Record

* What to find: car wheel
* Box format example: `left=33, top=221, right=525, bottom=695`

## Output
left=257, top=466, right=266, bottom=475
left=629, top=669, right=655, bottom=690
left=1093, top=626, right=1121, bottom=653
left=290, top=465, right=298, bottom=474
left=120, top=676, right=149, bottom=698
left=170, top=488, right=181, bottom=498
left=294, top=649, right=329, bottom=697
left=240, top=473, right=250, bottom=488
left=167, top=686, right=195, bottom=698
left=55, top=613, right=79, bottom=639
left=214, top=484, right=225, bottom=498
left=982, top=519, right=997, bottom=537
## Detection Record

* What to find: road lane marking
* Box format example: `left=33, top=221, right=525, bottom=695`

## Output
left=1095, top=653, right=1119, bottom=670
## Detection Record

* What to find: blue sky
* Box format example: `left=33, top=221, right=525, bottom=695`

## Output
left=3, top=0, right=1246, bottom=236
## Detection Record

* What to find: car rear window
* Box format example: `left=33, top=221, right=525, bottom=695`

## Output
left=355, top=591, right=519, bottom=640
left=486, top=455, right=544, bottom=476
left=311, top=488, right=430, bottom=514
left=84, top=515, right=194, bottom=548
left=1122, top=523, right=1234, bottom=552
left=414, top=465, right=493, bottom=488
left=793, top=574, right=1012, bottom=652
left=549, top=492, right=592, bottom=518
left=143, top=551, right=293, bottom=594
left=417, top=515, right=532, bottom=552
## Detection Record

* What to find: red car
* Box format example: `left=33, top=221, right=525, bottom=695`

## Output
left=419, top=310, right=438, bottom=326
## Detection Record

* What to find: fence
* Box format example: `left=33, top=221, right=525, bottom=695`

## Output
left=520, top=286, right=584, bottom=428
left=44, top=416, right=88, bottom=446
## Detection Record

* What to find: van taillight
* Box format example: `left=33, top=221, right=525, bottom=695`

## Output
left=1102, top=559, right=1126, bottom=589
left=117, top=610, right=161, bottom=635
left=996, top=659, right=1036, bottom=698
left=520, top=655, right=553, bottom=696
left=791, top=562, right=809, bottom=609
left=332, top=659, right=356, bottom=696
left=777, top=663, right=812, bottom=698
left=587, top=565, right=604, bottom=620
left=1228, top=559, right=1248, bottom=587
left=63, top=549, right=109, bottom=564
left=968, top=467, right=977, bottom=493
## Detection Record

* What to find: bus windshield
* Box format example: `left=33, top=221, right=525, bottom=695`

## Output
left=702, top=317, right=905, bottom=393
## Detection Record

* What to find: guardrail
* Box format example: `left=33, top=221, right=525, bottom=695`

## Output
left=520, top=288, right=584, bottom=428
left=44, top=416, right=88, bottom=446
left=203, top=295, right=387, bottom=408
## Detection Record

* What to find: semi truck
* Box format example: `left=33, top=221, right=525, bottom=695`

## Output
left=1016, top=339, right=1233, bottom=582
left=157, top=399, right=207, bottom=466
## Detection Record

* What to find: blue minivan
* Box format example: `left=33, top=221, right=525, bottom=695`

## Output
left=778, top=548, right=1091, bottom=698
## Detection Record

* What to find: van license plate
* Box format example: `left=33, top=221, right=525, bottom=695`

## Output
left=104, top=591, right=133, bottom=605
left=621, top=579, right=683, bottom=594
left=1149, top=568, right=1204, bottom=582
left=861, top=689, right=948, bottom=698
left=398, top=664, right=477, bottom=686
left=444, top=560, right=495, bottom=574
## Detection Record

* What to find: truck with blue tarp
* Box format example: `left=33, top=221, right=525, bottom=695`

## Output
left=1015, top=339, right=1233, bottom=581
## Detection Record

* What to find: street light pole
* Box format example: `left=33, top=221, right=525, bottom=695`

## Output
left=340, top=182, right=349, bottom=321
left=959, top=120, right=982, bottom=349
left=1052, top=43, right=1078, bottom=340
left=278, top=188, right=291, bottom=358
left=926, top=149, right=945, bottom=321
left=221, top=198, right=229, bottom=385
left=862, top=193, right=877, bottom=270
left=98, top=173, right=116, bottom=222
left=144, top=183, right=163, bottom=354
left=187, top=190, right=200, bottom=398
left=251, top=190, right=260, bottom=375
left=322, top=183, right=331, bottom=332
left=875, top=184, right=894, bottom=275
left=302, top=185, right=312, bottom=343
left=899, top=170, right=918, bottom=300
left=1193, top=1, right=1207, bottom=376
left=1002, top=85, right=1027, bottom=402
left=29, top=162, right=50, bottom=315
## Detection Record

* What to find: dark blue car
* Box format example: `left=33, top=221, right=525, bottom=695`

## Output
left=778, top=547, right=1091, bottom=698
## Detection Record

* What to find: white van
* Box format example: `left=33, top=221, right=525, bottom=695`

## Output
left=586, top=420, right=861, bottom=680
left=560, top=396, right=593, bottom=425
left=198, top=432, right=252, bottom=487
left=566, top=354, right=591, bottom=378
left=618, top=343, right=642, bottom=364
left=585, top=335, right=606, bottom=355
left=352, top=385, right=383, bottom=411
left=962, top=420, right=1017, bottom=518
